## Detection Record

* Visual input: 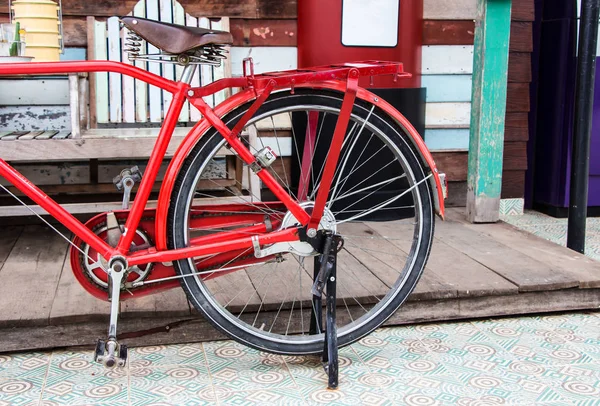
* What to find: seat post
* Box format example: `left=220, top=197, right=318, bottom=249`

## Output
left=180, top=64, right=197, bottom=84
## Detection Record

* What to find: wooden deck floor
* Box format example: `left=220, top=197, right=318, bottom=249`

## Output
left=0, top=208, right=599, bottom=353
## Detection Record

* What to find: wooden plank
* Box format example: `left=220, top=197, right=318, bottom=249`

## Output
left=0, top=78, right=69, bottom=105
left=422, top=75, right=473, bottom=102
left=229, top=19, right=297, bottom=46
left=0, top=163, right=89, bottom=187
left=255, top=0, right=296, bottom=19
left=174, top=2, right=190, bottom=122
left=508, top=52, right=532, bottom=83
left=230, top=47, right=298, bottom=75
left=504, top=126, right=529, bottom=142
left=425, top=102, right=471, bottom=128
left=446, top=208, right=600, bottom=288
left=202, top=270, right=262, bottom=313
left=423, top=20, right=475, bottom=45
left=507, top=82, right=531, bottom=112
left=432, top=151, right=468, bottom=181
left=511, top=0, right=534, bottom=21
left=34, top=131, right=58, bottom=140
left=362, top=221, right=518, bottom=298
left=425, top=129, right=470, bottom=151
left=435, top=219, right=580, bottom=292
left=187, top=14, right=202, bottom=122
left=1, top=131, right=27, bottom=140
left=423, top=0, right=477, bottom=20
left=422, top=45, right=474, bottom=74
left=62, top=16, right=88, bottom=47
left=87, top=16, right=98, bottom=128
left=94, top=19, right=109, bottom=124
left=0, top=1, right=266, bottom=19
left=0, top=226, right=68, bottom=327
left=467, top=0, right=512, bottom=223
left=339, top=222, right=458, bottom=301
left=50, top=130, right=71, bottom=139
left=503, top=142, right=528, bottom=171
left=4, top=288, right=600, bottom=353
left=199, top=17, right=215, bottom=108
left=17, top=131, right=43, bottom=140
left=134, top=0, right=149, bottom=123
left=69, top=74, right=81, bottom=138
left=123, top=289, right=191, bottom=318
left=0, top=135, right=185, bottom=162
left=146, top=0, right=163, bottom=123
left=221, top=18, right=233, bottom=99
left=0, top=196, right=246, bottom=217
left=107, top=17, right=122, bottom=123
left=243, top=259, right=314, bottom=313
left=49, top=254, right=110, bottom=324
left=505, top=112, right=528, bottom=128
left=0, top=106, right=70, bottom=132
left=510, top=22, right=533, bottom=52
left=159, top=0, right=176, bottom=116
left=501, top=170, right=526, bottom=198
left=211, top=18, right=228, bottom=105
left=121, top=27, right=136, bottom=123
left=0, top=226, right=22, bottom=269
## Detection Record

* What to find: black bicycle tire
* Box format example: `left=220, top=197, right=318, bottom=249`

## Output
left=167, top=89, right=435, bottom=354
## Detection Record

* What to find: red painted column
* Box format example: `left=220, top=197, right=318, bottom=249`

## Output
left=297, top=0, right=423, bottom=88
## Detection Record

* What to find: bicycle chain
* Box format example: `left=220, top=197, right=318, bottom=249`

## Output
left=76, top=210, right=274, bottom=292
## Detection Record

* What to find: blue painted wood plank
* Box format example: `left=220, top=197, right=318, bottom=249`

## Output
left=422, top=75, right=473, bottom=102
left=424, top=129, right=470, bottom=151
left=60, top=48, right=87, bottom=61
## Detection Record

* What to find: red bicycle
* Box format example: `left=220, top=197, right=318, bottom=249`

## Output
left=0, top=17, right=446, bottom=367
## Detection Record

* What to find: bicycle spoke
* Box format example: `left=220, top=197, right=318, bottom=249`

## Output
left=335, top=175, right=432, bottom=224
left=330, top=175, right=406, bottom=204
left=173, top=95, right=432, bottom=352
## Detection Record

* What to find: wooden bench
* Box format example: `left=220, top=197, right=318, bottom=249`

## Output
left=0, top=0, right=299, bottom=217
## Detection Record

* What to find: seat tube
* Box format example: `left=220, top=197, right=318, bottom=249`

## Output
left=180, top=64, right=197, bottom=84
left=116, top=68, right=195, bottom=255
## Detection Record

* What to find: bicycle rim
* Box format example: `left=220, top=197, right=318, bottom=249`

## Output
left=168, top=90, right=434, bottom=354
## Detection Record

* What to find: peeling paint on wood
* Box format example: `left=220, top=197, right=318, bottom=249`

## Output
left=0, top=107, right=70, bottom=131
left=467, top=0, right=512, bottom=223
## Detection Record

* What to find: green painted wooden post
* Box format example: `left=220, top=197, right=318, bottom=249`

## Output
left=467, top=0, right=512, bottom=223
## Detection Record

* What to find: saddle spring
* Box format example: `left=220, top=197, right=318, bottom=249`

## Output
left=123, top=29, right=227, bottom=67
left=124, top=30, right=143, bottom=60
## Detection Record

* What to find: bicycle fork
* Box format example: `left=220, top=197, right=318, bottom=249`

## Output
left=94, top=257, right=128, bottom=368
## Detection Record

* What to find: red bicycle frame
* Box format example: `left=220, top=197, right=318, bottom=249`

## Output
left=0, top=59, right=411, bottom=268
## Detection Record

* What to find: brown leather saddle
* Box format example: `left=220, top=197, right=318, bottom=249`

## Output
left=121, top=16, right=233, bottom=55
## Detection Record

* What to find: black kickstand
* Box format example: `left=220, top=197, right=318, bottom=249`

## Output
left=310, top=232, right=341, bottom=389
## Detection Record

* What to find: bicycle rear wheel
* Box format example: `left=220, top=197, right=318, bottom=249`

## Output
left=168, top=89, right=434, bottom=354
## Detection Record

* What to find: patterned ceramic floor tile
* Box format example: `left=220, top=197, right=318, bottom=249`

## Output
left=217, top=387, right=307, bottom=405
left=1, top=312, right=599, bottom=405
left=301, top=381, right=392, bottom=406
left=0, top=377, right=44, bottom=406
left=129, top=364, right=214, bottom=406
left=502, top=211, right=600, bottom=262
left=129, top=343, right=206, bottom=369
left=204, top=340, right=297, bottom=393
left=0, top=352, right=50, bottom=382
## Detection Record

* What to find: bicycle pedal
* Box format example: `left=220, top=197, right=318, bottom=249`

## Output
left=94, top=338, right=127, bottom=368
left=94, top=339, right=106, bottom=363
left=119, top=344, right=128, bottom=364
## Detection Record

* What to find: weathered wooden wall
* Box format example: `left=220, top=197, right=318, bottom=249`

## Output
left=0, top=0, right=533, bottom=205
left=422, top=0, right=533, bottom=205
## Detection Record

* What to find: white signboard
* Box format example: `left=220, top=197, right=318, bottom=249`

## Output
left=341, top=0, right=400, bottom=47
